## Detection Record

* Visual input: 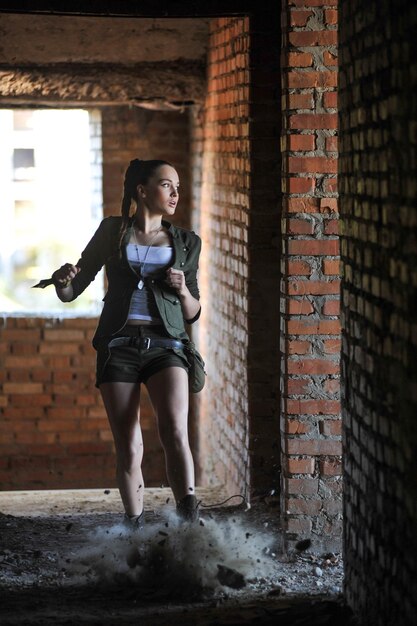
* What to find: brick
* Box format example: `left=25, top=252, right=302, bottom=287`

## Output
left=288, top=239, right=339, bottom=255
left=287, top=439, right=342, bottom=455
left=1, top=329, right=40, bottom=342
left=287, top=518, right=312, bottom=534
left=39, top=343, right=80, bottom=355
left=284, top=419, right=311, bottom=434
left=53, top=371, right=75, bottom=383
left=286, top=498, right=322, bottom=515
left=11, top=344, right=38, bottom=356
left=3, top=383, right=44, bottom=394
left=288, top=156, right=337, bottom=173
left=323, top=177, right=337, bottom=193
left=323, top=378, right=340, bottom=394
left=67, top=442, right=113, bottom=455
left=287, top=218, right=315, bottom=235
left=38, top=419, right=79, bottom=432
left=285, top=177, right=316, bottom=193
left=287, top=197, right=338, bottom=214
left=287, top=51, right=314, bottom=67
left=286, top=94, right=313, bottom=110
left=287, top=299, right=315, bottom=314
left=286, top=378, right=312, bottom=395
left=287, top=319, right=341, bottom=335
left=323, top=50, right=338, bottom=66
left=287, top=260, right=312, bottom=275
left=4, top=356, right=45, bottom=368
left=289, top=10, right=314, bottom=27
left=323, top=259, right=340, bottom=274
left=323, top=91, right=338, bottom=109
left=289, top=0, right=337, bottom=5
left=319, top=458, right=342, bottom=476
left=46, top=407, right=85, bottom=419
left=324, top=219, right=339, bottom=234
left=286, top=478, right=319, bottom=495
left=325, top=135, right=338, bottom=151
left=287, top=134, right=316, bottom=151
left=287, top=359, right=340, bottom=375
left=289, top=113, right=338, bottom=130
left=323, top=339, right=341, bottom=353
left=287, top=339, right=312, bottom=354
left=288, top=31, right=337, bottom=47
left=43, top=330, right=85, bottom=342
left=287, top=457, right=315, bottom=474
left=288, top=280, right=340, bottom=295
left=287, top=72, right=338, bottom=89
left=319, top=419, right=342, bottom=435
left=324, top=8, right=338, bottom=24
left=286, top=399, right=341, bottom=414
left=322, top=299, right=340, bottom=315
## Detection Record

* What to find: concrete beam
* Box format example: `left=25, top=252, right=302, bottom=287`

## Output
left=0, top=61, right=206, bottom=107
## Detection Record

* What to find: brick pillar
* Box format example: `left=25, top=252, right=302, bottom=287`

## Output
left=196, top=17, right=251, bottom=495
left=280, top=0, right=341, bottom=550
left=339, top=0, right=417, bottom=623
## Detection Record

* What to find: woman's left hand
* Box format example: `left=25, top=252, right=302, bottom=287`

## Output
left=166, top=268, right=187, bottom=295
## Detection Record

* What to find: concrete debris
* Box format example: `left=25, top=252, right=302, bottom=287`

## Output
left=216, top=564, right=246, bottom=589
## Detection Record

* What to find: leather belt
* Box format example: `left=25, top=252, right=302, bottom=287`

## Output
left=108, top=336, right=184, bottom=351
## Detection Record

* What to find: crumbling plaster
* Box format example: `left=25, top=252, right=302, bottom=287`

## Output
left=0, top=14, right=209, bottom=107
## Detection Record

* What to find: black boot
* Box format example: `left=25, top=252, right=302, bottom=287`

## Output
left=176, top=495, right=199, bottom=523
left=123, top=511, right=145, bottom=530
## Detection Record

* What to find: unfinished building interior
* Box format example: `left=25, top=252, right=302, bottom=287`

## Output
left=0, top=1, right=416, bottom=625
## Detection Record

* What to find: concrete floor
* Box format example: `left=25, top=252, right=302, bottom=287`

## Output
left=0, top=489, right=356, bottom=625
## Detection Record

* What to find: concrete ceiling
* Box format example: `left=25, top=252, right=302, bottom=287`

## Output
left=0, top=14, right=210, bottom=108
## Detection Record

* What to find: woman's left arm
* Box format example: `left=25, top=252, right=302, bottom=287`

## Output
left=166, top=233, right=202, bottom=323
left=166, top=267, right=201, bottom=322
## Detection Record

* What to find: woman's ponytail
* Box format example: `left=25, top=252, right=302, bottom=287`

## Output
left=118, top=159, right=142, bottom=252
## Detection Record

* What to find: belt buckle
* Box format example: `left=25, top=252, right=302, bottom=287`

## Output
left=142, top=337, right=151, bottom=350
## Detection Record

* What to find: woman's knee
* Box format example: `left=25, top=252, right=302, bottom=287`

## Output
left=116, top=440, right=144, bottom=472
left=158, top=422, right=189, bottom=452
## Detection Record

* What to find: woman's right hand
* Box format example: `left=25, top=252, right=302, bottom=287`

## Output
left=52, top=263, right=80, bottom=289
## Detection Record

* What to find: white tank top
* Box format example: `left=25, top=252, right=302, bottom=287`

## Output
left=126, top=244, right=174, bottom=322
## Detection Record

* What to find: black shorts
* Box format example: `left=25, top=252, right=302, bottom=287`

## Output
left=95, top=324, right=190, bottom=388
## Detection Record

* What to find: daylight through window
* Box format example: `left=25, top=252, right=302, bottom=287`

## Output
left=0, top=108, right=104, bottom=315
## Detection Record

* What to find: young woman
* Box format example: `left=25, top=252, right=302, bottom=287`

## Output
left=50, top=159, right=202, bottom=528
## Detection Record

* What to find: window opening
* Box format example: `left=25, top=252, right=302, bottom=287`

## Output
left=0, top=108, right=104, bottom=315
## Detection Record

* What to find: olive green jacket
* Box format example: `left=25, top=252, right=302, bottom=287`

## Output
left=68, top=216, right=201, bottom=348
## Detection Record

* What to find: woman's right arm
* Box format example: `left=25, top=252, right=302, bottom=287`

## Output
left=52, top=263, right=80, bottom=302
left=51, top=217, right=118, bottom=302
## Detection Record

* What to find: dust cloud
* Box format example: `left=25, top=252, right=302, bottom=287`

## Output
left=64, top=509, right=278, bottom=596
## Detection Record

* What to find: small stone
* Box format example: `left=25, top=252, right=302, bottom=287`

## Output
left=295, top=538, right=312, bottom=552
left=216, top=564, right=246, bottom=589
left=267, top=586, right=282, bottom=597
left=314, top=566, right=323, bottom=577
left=104, top=489, right=111, bottom=495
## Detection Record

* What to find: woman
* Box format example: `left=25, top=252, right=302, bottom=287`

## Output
left=50, top=159, right=202, bottom=528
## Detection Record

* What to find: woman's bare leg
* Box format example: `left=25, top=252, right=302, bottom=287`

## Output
left=146, top=367, right=195, bottom=502
left=100, top=382, right=144, bottom=516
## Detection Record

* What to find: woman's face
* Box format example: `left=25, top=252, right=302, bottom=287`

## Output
left=138, top=164, right=180, bottom=216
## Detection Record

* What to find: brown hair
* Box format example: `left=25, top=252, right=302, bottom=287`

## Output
left=118, top=158, right=173, bottom=250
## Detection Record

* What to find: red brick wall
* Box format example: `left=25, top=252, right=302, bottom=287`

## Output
left=280, top=0, right=341, bottom=550
left=339, top=0, right=417, bottom=622
left=194, top=17, right=251, bottom=495
left=0, top=106, right=191, bottom=490
left=0, top=317, right=114, bottom=489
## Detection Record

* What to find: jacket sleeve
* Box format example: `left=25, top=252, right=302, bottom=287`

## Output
left=184, top=234, right=202, bottom=324
left=69, top=218, right=115, bottom=301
